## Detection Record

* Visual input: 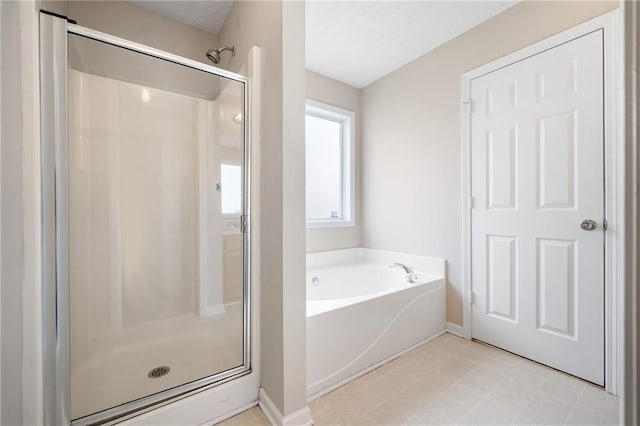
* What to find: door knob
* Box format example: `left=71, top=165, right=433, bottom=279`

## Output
left=580, top=219, right=597, bottom=231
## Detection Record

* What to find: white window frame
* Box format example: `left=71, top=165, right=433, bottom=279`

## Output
left=305, top=99, right=355, bottom=228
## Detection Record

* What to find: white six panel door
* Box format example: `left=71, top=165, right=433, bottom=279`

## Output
left=470, top=30, right=605, bottom=385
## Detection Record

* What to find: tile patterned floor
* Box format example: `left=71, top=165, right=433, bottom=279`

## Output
left=219, top=333, right=619, bottom=425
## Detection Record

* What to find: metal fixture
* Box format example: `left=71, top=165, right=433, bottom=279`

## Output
left=389, top=263, right=419, bottom=283
left=311, top=276, right=320, bottom=286
left=147, top=366, right=170, bottom=379
left=580, top=219, right=598, bottom=231
left=206, top=45, right=235, bottom=64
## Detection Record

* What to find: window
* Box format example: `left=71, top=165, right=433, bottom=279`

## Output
left=305, top=100, right=355, bottom=227
left=221, top=163, right=242, bottom=215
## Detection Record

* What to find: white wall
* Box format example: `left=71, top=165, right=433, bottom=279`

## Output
left=280, top=2, right=307, bottom=417
left=623, top=1, right=639, bottom=422
left=1, top=2, right=24, bottom=425
left=219, top=1, right=309, bottom=419
left=1, top=4, right=3, bottom=421
left=305, top=71, right=362, bottom=253
left=219, top=1, right=285, bottom=412
left=361, top=0, right=619, bottom=326
left=64, top=1, right=219, bottom=65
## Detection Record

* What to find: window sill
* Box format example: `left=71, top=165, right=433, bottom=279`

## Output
left=306, top=220, right=355, bottom=229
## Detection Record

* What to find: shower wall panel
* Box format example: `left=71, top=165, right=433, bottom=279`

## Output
left=69, top=68, right=206, bottom=332
left=67, top=68, right=243, bottom=419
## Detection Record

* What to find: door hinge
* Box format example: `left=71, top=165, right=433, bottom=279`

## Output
left=603, top=219, right=608, bottom=231
left=469, top=196, right=476, bottom=210
left=240, top=215, right=248, bottom=234
left=463, top=100, right=471, bottom=116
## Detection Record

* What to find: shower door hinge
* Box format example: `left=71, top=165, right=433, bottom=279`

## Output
left=240, top=215, right=248, bottom=234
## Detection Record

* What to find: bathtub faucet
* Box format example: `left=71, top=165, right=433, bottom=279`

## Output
left=389, top=263, right=419, bottom=283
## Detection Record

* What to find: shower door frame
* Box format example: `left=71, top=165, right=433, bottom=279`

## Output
left=40, top=12, right=252, bottom=426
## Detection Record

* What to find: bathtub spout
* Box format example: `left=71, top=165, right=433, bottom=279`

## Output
left=389, top=263, right=419, bottom=283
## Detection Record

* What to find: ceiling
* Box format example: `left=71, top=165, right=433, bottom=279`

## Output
left=129, top=1, right=233, bottom=35
left=306, top=1, right=517, bottom=88
left=128, top=1, right=516, bottom=88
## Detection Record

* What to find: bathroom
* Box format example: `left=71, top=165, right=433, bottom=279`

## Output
left=0, top=0, right=638, bottom=425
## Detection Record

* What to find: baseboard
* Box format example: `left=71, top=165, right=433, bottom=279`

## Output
left=446, top=322, right=464, bottom=337
left=258, top=388, right=313, bottom=426
left=282, top=406, right=313, bottom=426
left=258, top=388, right=282, bottom=426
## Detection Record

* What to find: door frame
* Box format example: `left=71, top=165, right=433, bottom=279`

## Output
left=460, top=10, right=623, bottom=395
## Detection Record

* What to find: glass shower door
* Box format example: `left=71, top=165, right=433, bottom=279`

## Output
left=41, top=13, right=250, bottom=425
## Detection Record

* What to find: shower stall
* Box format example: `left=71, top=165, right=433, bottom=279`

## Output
left=40, top=12, right=251, bottom=425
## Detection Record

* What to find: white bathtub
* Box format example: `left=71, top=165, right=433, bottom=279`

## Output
left=306, top=248, right=446, bottom=398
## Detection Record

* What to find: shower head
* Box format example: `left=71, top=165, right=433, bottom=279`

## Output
left=206, top=45, right=236, bottom=64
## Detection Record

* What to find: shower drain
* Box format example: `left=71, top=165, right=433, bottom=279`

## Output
left=147, top=366, right=171, bottom=379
